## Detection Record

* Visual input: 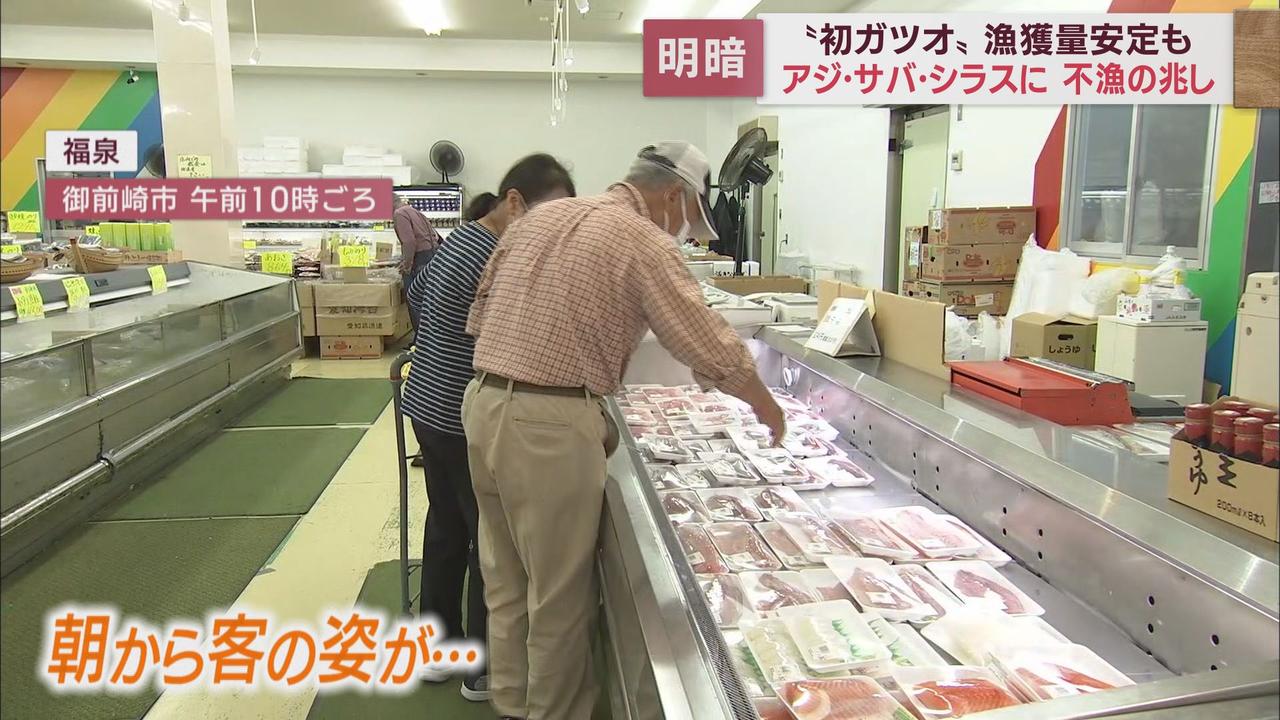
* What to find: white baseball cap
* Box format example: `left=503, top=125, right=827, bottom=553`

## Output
left=634, top=141, right=718, bottom=241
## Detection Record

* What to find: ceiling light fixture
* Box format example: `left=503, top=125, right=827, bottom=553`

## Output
left=177, top=1, right=191, bottom=22
left=550, top=0, right=572, bottom=127
left=248, top=0, right=262, bottom=64
left=706, top=0, right=759, bottom=19
left=410, top=0, right=448, bottom=36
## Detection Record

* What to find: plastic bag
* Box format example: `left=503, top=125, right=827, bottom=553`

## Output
left=1002, top=237, right=1092, bottom=357
left=944, top=311, right=973, bottom=361
left=1071, top=268, right=1138, bottom=320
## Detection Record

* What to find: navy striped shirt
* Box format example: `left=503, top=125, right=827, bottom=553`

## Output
left=403, top=221, right=500, bottom=435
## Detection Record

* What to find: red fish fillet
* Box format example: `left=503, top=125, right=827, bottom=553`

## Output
left=953, top=569, right=1026, bottom=614
left=662, top=494, right=704, bottom=523
left=1016, top=664, right=1116, bottom=694
left=756, top=573, right=814, bottom=610
left=705, top=494, right=759, bottom=521
left=900, top=570, right=947, bottom=618
left=912, top=678, right=1021, bottom=716
left=851, top=568, right=912, bottom=611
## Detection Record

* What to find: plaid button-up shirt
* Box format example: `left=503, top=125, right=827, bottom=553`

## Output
left=468, top=183, right=757, bottom=396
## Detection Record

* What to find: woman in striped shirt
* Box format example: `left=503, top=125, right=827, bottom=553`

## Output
left=403, top=154, right=575, bottom=704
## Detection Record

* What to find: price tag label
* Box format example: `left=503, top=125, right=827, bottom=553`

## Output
left=1, top=244, right=22, bottom=255
left=372, top=223, right=385, bottom=231
left=338, top=245, right=370, bottom=268
left=9, top=211, right=40, bottom=233
left=147, top=265, right=168, bottom=294
left=63, top=277, right=91, bottom=312
left=85, top=225, right=101, bottom=237
left=9, top=283, right=45, bottom=322
left=242, top=240, right=257, bottom=250
left=261, top=252, right=294, bottom=276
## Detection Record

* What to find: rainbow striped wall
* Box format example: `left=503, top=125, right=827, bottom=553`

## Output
left=0, top=67, right=162, bottom=212
left=1032, top=0, right=1279, bottom=393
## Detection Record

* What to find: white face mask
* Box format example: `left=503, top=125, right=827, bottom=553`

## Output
left=661, top=189, right=691, bottom=243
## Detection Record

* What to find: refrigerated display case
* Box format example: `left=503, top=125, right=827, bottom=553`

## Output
left=0, top=263, right=302, bottom=575
left=596, top=327, right=1278, bottom=720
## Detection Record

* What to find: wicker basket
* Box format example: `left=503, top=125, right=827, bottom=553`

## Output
left=0, top=255, right=41, bottom=284
left=69, top=242, right=124, bottom=274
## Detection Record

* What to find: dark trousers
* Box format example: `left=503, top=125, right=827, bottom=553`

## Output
left=412, top=420, right=487, bottom=672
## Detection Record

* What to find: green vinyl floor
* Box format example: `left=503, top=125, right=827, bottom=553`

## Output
left=306, top=561, right=614, bottom=720
left=104, top=427, right=365, bottom=520
left=0, top=516, right=298, bottom=720
left=233, top=378, right=392, bottom=427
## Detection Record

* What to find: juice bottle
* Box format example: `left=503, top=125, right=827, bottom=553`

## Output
left=1174, top=403, right=1212, bottom=448
left=1210, top=410, right=1241, bottom=455
left=1233, top=417, right=1264, bottom=464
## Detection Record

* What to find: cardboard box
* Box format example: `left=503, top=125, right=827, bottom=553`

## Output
left=294, top=280, right=315, bottom=308
left=920, top=243, right=1022, bottom=282
left=1116, top=293, right=1204, bottom=323
left=300, top=307, right=317, bottom=337
left=375, top=241, right=396, bottom=262
left=902, top=241, right=922, bottom=283
left=706, top=275, right=809, bottom=295
left=1167, top=396, right=1279, bottom=541
left=905, top=226, right=929, bottom=244
left=928, top=206, right=1036, bottom=245
left=316, top=310, right=398, bottom=336
left=816, top=280, right=949, bottom=380
left=320, top=336, right=383, bottom=360
left=1010, top=312, right=1098, bottom=369
left=902, top=281, right=1013, bottom=317
left=313, top=280, right=399, bottom=308
left=392, top=303, right=412, bottom=339
left=119, top=250, right=184, bottom=265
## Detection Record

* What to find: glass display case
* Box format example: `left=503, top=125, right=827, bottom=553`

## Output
left=597, top=327, right=1278, bottom=720
left=1, top=262, right=301, bottom=575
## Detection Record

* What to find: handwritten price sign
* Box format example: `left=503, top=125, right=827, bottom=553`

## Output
left=260, top=252, right=294, bottom=276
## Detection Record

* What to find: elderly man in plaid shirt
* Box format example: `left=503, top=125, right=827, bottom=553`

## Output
left=462, top=142, right=785, bottom=720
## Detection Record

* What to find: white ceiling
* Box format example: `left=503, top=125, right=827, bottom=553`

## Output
left=0, top=0, right=851, bottom=41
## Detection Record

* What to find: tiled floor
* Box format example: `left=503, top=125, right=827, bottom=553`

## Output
left=144, top=353, right=428, bottom=720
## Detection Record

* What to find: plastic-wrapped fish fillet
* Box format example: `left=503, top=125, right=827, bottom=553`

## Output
left=705, top=522, right=783, bottom=572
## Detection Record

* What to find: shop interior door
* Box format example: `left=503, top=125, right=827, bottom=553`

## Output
left=758, top=155, right=780, bottom=274
left=898, top=109, right=950, bottom=290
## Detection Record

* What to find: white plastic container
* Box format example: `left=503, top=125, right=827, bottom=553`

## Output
left=825, top=557, right=934, bottom=623
left=894, top=564, right=965, bottom=622
left=738, top=571, right=820, bottom=615
left=825, top=510, right=923, bottom=561
left=698, top=574, right=751, bottom=629
left=778, top=600, right=892, bottom=676
left=802, top=455, right=875, bottom=488
left=921, top=609, right=1069, bottom=666
left=776, top=677, right=910, bottom=720
left=774, top=512, right=860, bottom=563
left=670, top=463, right=714, bottom=489
left=873, top=506, right=982, bottom=559
left=659, top=490, right=711, bottom=525
left=757, top=522, right=822, bottom=569
left=892, top=665, right=1023, bottom=718
left=704, top=522, right=783, bottom=573
left=938, top=515, right=1011, bottom=567
left=698, top=487, right=765, bottom=522
left=988, top=643, right=1134, bottom=702
left=927, top=561, right=1045, bottom=617
left=747, top=485, right=816, bottom=520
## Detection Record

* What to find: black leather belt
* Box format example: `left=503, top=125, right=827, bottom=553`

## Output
left=478, top=372, right=595, bottom=398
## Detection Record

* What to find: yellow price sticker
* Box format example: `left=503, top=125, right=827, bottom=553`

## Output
left=372, top=223, right=386, bottom=231
left=243, top=240, right=258, bottom=250
left=8, top=211, right=39, bottom=233
left=85, top=225, right=101, bottom=237
left=261, top=252, right=294, bottom=276
left=9, top=283, right=45, bottom=322
left=63, top=277, right=90, bottom=312
left=147, top=265, right=168, bottom=295
left=338, top=245, right=370, bottom=268
left=1, top=244, right=22, bottom=255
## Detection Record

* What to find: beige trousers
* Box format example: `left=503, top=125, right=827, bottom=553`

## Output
left=461, top=377, right=614, bottom=720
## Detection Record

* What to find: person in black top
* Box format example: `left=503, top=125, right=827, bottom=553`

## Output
left=403, top=154, right=575, bottom=705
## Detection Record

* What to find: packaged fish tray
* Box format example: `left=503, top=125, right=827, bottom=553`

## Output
left=825, top=511, right=924, bottom=561
left=621, top=406, right=660, bottom=426
left=926, top=561, right=1045, bottom=617
left=738, top=571, right=820, bottom=615
left=696, top=400, right=739, bottom=415
left=722, top=630, right=772, bottom=697
left=937, top=515, right=1011, bottom=567
left=659, top=490, right=712, bottom=525
left=643, top=434, right=696, bottom=463
left=639, top=385, right=686, bottom=399
left=675, top=524, right=728, bottom=574
left=757, top=522, right=823, bottom=570
left=802, top=456, right=875, bottom=488
left=783, top=431, right=839, bottom=458
left=790, top=416, right=841, bottom=442
left=698, top=487, right=766, bottom=522
left=667, top=420, right=716, bottom=441
left=891, top=665, right=1022, bottom=718
left=682, top=439, right=714, bottom=454
left=707, top=438, right=736, bottom=454
left=988, top=643, right=1134, bottom=702
left=619, top=392, right=650, bottom=406
left=728, top=424, right=775, bottom=453
left=921, top=609, right=1069, bottom=666
left=746, top=485, right=817, bottom=520
left=698, top=573, right=750, bottom=628
left=860, top=615, right=949, bottom=670
left=774, top=512, right=860, bottom=563
left=739, top=618, right=812, bottom=686
left=894, top=564, right=965, bottom=623
left=778, top=600, right=893, bottom=676
left=688, top=410, right=742, bottom=435
left=670, top=463, right=715, bottom=489
left=747, top=448, right=813, bottom=484
left=647, top=464, right=688, bottom=491
left=700, top=453, right=763, bottom=486
left=705, top=522, right=784, bottom=572
left=752, top=697, right=792, bottom=720
left=688, top=392, right=723, bottom=405
left=873, top=506, right=983, bottom=559
left=825, top=556, right=935, bottom=623
left=776, top=677, right=914, bottom=720
left=657, top=397, right=698, bottom=419
left=800, top=568, right=857, bottom=603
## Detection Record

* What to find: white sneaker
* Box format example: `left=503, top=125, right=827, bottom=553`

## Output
left=460, top=675, right=491, bottom=702
left=420, top=666, right=450, bottom=683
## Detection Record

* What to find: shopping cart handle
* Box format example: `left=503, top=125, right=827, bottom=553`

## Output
left=390, top=351, right=414, bottom=382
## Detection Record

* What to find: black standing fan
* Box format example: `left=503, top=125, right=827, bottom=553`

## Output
left=715, top=128, right=774, bottom=274
left=430, top=140, right=465, bottom=183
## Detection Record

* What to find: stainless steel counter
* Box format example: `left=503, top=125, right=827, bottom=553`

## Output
left=596, top=325, right=1279, bottom=720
